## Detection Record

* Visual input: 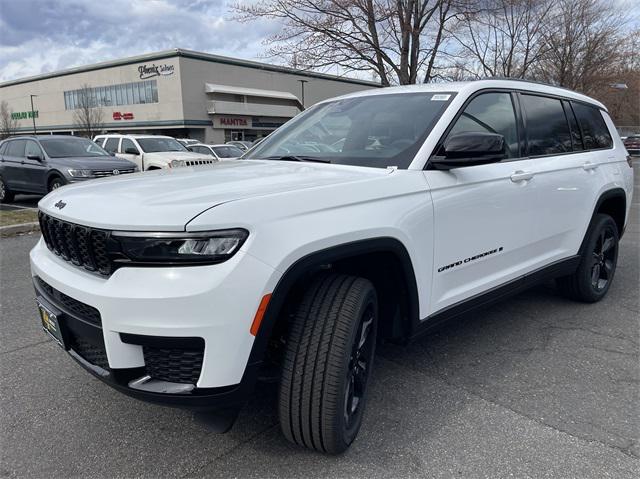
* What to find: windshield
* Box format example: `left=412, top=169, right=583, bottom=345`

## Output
left=246, top=92, right=455, bottom=168
left=212, top=145, right=243, bottom=158
left=137, top=137, right=188, bottom=153
left=40, top=137, right=111, bottom=158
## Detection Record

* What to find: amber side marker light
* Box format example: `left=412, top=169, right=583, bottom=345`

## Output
left=250, top=294, right=272, bottom=336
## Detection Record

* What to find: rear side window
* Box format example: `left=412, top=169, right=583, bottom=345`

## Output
left=6, top=140, right=26, bottom=157
left=447, top=92, right=520, bottom=158
left=571, top=102, right=613, bottom=150
left=104, top=137, right=119, bottom=153
left=563, top=102, right=584, bottom=151
left=521, top=94, right=571, bottom=156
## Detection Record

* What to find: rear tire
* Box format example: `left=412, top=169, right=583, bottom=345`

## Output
left=278, top=273, right=377, bottom=454
left=556, top=214, right=619, bottom=302
left=0, top=176, right=15, bottom=203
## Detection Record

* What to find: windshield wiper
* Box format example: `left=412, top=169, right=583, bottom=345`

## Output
left=260, top=155, right=332, bottom=163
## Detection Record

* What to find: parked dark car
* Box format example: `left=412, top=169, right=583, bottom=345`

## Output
left=623, top=135, right=640, bottom=156
left=0, top=135, right=137, bottom=203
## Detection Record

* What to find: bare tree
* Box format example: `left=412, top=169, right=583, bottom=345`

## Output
left=449, top=0, right=553, bottom=79
left=72, top=84, right=104, bottom=138
left=0, top=100, right=19, bottom=139
left=233, top=1, right=466, bottom=86
left=532, top=0, right=628, bottom=94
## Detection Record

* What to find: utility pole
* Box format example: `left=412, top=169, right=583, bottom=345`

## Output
left=298, top=79, right=308, bottom=110
left=29, top=94, right=38, bottom=135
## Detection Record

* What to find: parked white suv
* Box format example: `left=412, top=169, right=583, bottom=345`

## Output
left=94, top=134, right=214, bottom=170
left=32, top=80, right=633, bottom=454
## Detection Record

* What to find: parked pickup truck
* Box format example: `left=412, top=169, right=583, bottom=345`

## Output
left=32, top=79, right=633, bottom=454
left=94, top=134, right=215, bottom=170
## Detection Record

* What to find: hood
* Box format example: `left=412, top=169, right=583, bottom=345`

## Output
left=39, top=160, right=391, bottom=231
left=50, top=156, right=137, bottom=169
left=144, top=151, right=212, bottom=160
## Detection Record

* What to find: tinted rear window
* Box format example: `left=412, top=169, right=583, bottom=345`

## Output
left=521, top=95, right=571, bottom=156
left=571, top=102, right=612, bottom=149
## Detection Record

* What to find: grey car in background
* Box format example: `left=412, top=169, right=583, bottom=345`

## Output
left=0, top=135, right=137, bottom=203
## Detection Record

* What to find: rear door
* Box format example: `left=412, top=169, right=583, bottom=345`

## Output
left=2, top=139, right=27, bottom=190
left=424, top=91, right=538, bottom=313
left=22, top=140, right=48, bottom=193
left=522, top=94, right=610, bottom=262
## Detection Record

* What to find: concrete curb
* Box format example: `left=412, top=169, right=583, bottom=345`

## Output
left=0, top=222, right=40, bottom=238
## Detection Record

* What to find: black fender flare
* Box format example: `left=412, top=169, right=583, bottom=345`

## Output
left=246, top=237, right=420, bottom=366
left=579, top=187, right=627, bottom=254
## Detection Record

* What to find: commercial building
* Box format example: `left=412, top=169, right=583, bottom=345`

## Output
left=0, top=49, right=379, bottom=143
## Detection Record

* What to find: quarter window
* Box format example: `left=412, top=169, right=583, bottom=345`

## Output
left=521, top=94, right=571, bottom=156
left=571, top=102, right=613, bottom=150
left=447, top=92, right=519, bottom=158
left=104, top=138, right=119, bottom=153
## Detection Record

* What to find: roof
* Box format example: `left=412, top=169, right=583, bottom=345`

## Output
left=95, top=134, right=174, bottom=139
left=205, top=83, right=301, bottom=104
left=0, top=48, right=380, bottom=88
left=327, top=79, right=606, bottom=109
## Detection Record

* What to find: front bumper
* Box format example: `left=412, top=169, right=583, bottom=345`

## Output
left=30, top=237, right=278, bottom=410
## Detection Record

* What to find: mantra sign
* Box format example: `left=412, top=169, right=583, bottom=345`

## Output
left=113, top=112, right=134, bottom=120
left=213, top=116, right=252, bottom=129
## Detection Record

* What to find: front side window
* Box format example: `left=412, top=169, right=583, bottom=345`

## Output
left=212, top=145, right=243, bottom=158
left=571, top=102, right=613, bottom=150
left=40, top=137, right=110, bottom=158
left=246, top=92, right=455, bottom=169
left=24, top=140, right=44, bottom=159
left=104, top=138, right=119, bottom=153
left=446, top=92, right=519, bottom=159
left=521, top=94, right=572, bottom=156
left=135, top=137, right=187, bottom=153
left=121, top=138, right=139, bottom=154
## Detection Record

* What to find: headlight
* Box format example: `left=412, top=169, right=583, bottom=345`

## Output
left=170, top=159, right=185, bottom=168
left=110, top=229, right=248, bottom=265
left=68, top=169, right=93, bottom=178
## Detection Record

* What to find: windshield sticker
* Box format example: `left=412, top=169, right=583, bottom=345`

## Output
left=431, top=94, right=451, bottom=101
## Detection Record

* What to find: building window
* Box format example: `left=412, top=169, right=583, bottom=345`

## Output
left=63, top=80, right=159, bottom=110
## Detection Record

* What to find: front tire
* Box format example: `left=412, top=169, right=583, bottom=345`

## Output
left=279, top=274, right=378, bottom=454
left=48, top=176, right=66, bottom=192
left=556, top=213, right=619, bottom=302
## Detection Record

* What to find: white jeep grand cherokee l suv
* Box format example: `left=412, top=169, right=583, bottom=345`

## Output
left=94, top=134, right=214, bottom=170
left=32, top=80, right=633, bottom=454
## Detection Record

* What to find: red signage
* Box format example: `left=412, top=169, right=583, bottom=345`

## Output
left=113, top=112, right=134, bottom=120
left=220, top=117, right=248, bottom=126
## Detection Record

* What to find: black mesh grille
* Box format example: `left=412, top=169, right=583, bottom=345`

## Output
left=35, top=277, right=101, bottom=326
left=68, top=334, right=109, bottom=370
left=143, top=346, right=204, bottom=384
left=39, top=212, right=113, bottom=275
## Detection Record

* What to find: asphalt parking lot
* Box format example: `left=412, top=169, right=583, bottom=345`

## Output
left=0, top=171, right=638, bottom=478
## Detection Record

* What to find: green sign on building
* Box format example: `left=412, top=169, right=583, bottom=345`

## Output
left=11, top=110, right=39, bottom=120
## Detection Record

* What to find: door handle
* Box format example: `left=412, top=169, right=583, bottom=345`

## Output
left=510, top=170, right=534, bottom=182
left=583, top=162, right=598, bottom=171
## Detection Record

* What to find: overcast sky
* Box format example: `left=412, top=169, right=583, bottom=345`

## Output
left=0, top=0, right=281, bottom=82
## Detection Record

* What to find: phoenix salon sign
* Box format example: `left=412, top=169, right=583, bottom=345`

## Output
left=138, top=63, right=175, bottom=79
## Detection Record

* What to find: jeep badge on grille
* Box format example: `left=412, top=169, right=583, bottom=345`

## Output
left=54, top=200, right=66, bottom=210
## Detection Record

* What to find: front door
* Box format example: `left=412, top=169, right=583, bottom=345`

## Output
left=424, top=91, right=538, bottom=315
left=118, top=138, right=144, bottom=170
left=23, top=140, right=48, bottom=193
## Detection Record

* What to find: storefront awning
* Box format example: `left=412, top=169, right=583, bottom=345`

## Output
left=205, top=83, right=302, bottom=106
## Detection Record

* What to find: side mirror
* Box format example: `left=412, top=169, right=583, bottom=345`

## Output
left=27, top=153, right=43, bottom=161
left=124, top=147, right=140, bottom=155
left=431, top=132, right=507, bottom=170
